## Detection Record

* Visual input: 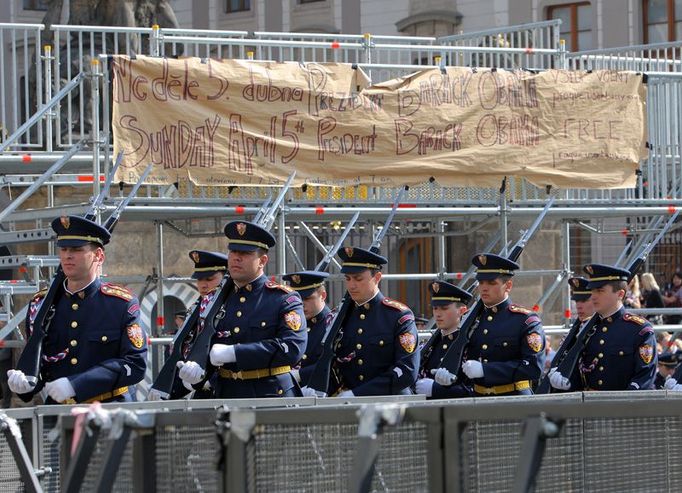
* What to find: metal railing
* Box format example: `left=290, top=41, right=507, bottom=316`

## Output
left=3, top=392, right=682, bottom=492
left=0, top=23, right=44, bottom=149
left=439, top=19, right=563, bottom=70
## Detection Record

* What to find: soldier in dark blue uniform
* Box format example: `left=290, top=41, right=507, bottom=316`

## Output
left=282, top=271, right=332, bottom=387
left=177, top=221, right=307, bottom=398
left=415, top=281, right=473, bottom=399
left=432, top=254, right=545, bottom=396
left=7, top=216, right=147, bottom=404
left=158, top=250, right=227, bottom=400
left=550, top=264, right=657, bottom=391
left=545, top=277, right=595, bottom=388
left=326, top=246, right=419, bottom=397
left=655, top=352, right=679, bottom=389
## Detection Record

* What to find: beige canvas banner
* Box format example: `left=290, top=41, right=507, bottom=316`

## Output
left=111, top=55, right=647, bottom=189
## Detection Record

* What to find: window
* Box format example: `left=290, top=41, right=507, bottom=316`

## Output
left=225, top=0, right=250, bottom=14
left=547, top=2, right=592, bottom=51
left=23, top=0, right=49, bottom=10
left=643, top=0, right=682, bottom=43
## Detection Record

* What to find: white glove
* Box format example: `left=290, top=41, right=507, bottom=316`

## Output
left=7, top=369, right=33, bottom=395
left=549, top=369, right=571, bottom=390
left=301, top=386, right=322, bottom=397
left=431, top=367, right=456, bottom=386
left=176, top=360, right=205, bottom=385
left=415, top=378, right=434, bottom=397
left=337, top=390, right=354, bottom=398
left=209, top=344, right=236, bottom=366
left=672, top=383, right=682, bottom=392
left=45, top=377, right=75, bottom=403
left=462, top=360, right=484, bottom=379
left=291, top=369, right=301, bottom=383
left=146, top=388, right=164, bottom=401
left=664, top=376, right=678, bottom=390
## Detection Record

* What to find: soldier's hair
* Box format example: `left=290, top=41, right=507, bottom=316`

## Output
left=88, top=242, right=104, bottom=252
left=604, top=280, right=628, bottom=298
left=369, top=268, right=382, bottom=277
left=498, top=275, right=512, bottom=283
left=256, top=247, right=268, bottom=257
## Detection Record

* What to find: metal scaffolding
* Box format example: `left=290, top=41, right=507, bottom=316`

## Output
left=1, top=20, right=682, bottom=389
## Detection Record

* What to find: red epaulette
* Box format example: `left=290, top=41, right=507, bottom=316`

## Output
left=101, top=283, right=134, bottom=301
left=382, top=297, right=409, bottom=312
left=265, top=280, right=294, bottom=293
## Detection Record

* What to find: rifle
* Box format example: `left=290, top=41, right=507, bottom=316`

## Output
left=307, top=186, right=408, bottom=395
left=542, top=209, right=680, bottom=393
left=313, top=212, right=360, bottom=272
left=151, top=173, right=296, bottom=398
left=436, top=197, right=555, bottom=382
left=15, top=159, right=150, bottom=391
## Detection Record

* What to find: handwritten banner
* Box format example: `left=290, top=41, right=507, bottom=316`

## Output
left=111, top=55, right=647, bottom=189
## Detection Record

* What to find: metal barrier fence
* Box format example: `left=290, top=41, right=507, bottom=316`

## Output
left=438, top=20, right=562, bottom=70
left=5, top=392, right=682, bottom=492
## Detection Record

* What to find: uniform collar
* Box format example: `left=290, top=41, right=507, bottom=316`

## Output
left=355, top=290, right=382, bottom=308
left=235, top=274, right=266, bottom=293
left=310, top=305, right=331, bottom=324
left=484, top=296, right=510, bottom=312
left=598, top=305, right=624, bottom=322
left=440, top=325, right=460, bottom=337
left=63, top=276, right=101, bottom=299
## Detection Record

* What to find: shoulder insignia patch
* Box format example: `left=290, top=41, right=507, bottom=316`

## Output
left=623, top=313, right=648, bottom=326
left=127, top=323, right=145, bottom=349
left=399, top=332, right=416, bottom=353
left=284, top=311, right=302, bottom=331
left=526, top=332, right=543, bottom=353
left=509, top=304, right=532, bottom=315
left=382, top=297, right=409, bottom=312
left=32, top=288, right=48, bottom=300
left=266, top=281, right=294, bottom=293
left=638, top=344, right=654, bottom=364
left=101, top=283, right=134, bottom=301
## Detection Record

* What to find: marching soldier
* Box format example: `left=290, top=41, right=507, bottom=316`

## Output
left=569, top=276, right=595, bottom=326
left=282, top=271, right=333, bottom=388
left=544, top=277, right=595, bottom=388
left=415, top=281, right=473, bottom=399
left=326, top=246, right=419, bottom=397
left=161, top=250, right=227, bottom=400
left=432, top=254, right=545, bottom=396
left=655, top=352, right=679, bottom=389
left=7, top=216, right=147, bottom=404
left=177, top=221, right=307, bottom=398
left=550, top=264, right=657, bottom=391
